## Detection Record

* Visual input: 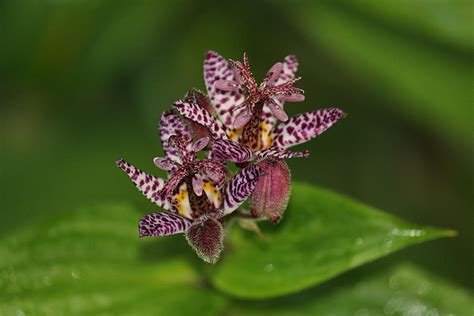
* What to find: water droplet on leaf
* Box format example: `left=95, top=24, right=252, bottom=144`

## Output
left=264, top=263, right=274, bottom=272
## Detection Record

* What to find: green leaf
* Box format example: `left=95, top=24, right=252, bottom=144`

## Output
left=228, top=263, right=474, bottom=315
left=282, top=1, right=472, bottom=143
left=337, top=0, right=474, bottom=51
left=212, top=182, right=454, bottom=299
left=0, top=204, right=227, bottom=315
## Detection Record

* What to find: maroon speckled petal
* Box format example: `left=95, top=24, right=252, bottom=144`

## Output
left=210, top=138, right=254, bottom=163
left=184, top=89, right=215, bottom=141
left=174, top=100, right=228, bottom=140
left=159, top=110, right=192, bottom=163
left=160, top=168, right=188, bottom=201
left=139, top=211, right=192, bottom=237
left=255, top=147, right=309, bottom=159
left=271, top=108, right=346, bottom=148
left=222, top=164, right=262, bottom=216
left=273, top=55, right=299, bottom=86
left=116, top=159, right=169, bottom=209
left=203, top=50, right=245, bottom=126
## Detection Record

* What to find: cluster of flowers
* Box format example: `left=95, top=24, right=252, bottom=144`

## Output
left=117, top=51, right=345, bottom=263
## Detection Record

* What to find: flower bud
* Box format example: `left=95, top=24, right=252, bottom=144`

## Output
left=250, top=159, right=291, bottom=223
left=185, top=217, right=224, bottom=264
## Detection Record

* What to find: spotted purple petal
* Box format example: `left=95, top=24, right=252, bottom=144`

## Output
left=271, top=108, right=346, bottom=148
left=185, top=88, right=215, bottom=114
left=159, top=110, right=192, bottom=163
left=139, top=211, right=192, bottom=237
left=222, top=164, right=262, bottom=216
left=204, top=50, right=245, bottom=126
left=183, top=89, right=214, bottom=141
left=160, top=168, right=188, bottom=201
left=210, top=138, right=254, bottom=163
left=174, top=100, right=228, bottom=140
left=255, top=147, right=309, bottom=159
left=116, top=159, right=169, bottom=209
left=274, top=55, right=299, bottom=86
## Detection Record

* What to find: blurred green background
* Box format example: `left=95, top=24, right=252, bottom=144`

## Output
left=1, top=0, right=472, bottom=293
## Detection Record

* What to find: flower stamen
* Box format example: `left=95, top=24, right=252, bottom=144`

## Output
left=223, top=53, right=304, bottom=130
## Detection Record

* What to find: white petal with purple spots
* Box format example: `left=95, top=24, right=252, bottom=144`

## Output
left=116, top=159, right=170, bottom=209
left=204, top=50, right=245, bottom=126
left=255, top=147, right=309, bottom=159
left=174, top=100, right=229, bottom=140
left=139, top=211, right=192, bottom=237
left=210, top=138, right=254, bottom=163
left=159, top=110, right=192, bottom=163
left=222, top=164, right=262, bottom=216
left=272, top=108, right=346, bottom=148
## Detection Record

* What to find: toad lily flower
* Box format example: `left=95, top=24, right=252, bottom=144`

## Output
left=153, top=134, right=227, bottom=205
left=117, top=50, right=346, bottom=261
left=219, top=52, right=304, bottom=130
left=116, top=109, right=262, bottom=263
left=173, top=51, right=346, bottom=222
left=175, top=51, right=346, bottom=159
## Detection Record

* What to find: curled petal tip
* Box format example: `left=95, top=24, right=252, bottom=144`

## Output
left=172, top=100, right=184, bottom=110
left=329, top=108, right=347, bottom=121
left=138, top=229, right=147, bottom=238
left=205, top=50, right=219, bottom=57
left=116, top=159, right=125, bottom=168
